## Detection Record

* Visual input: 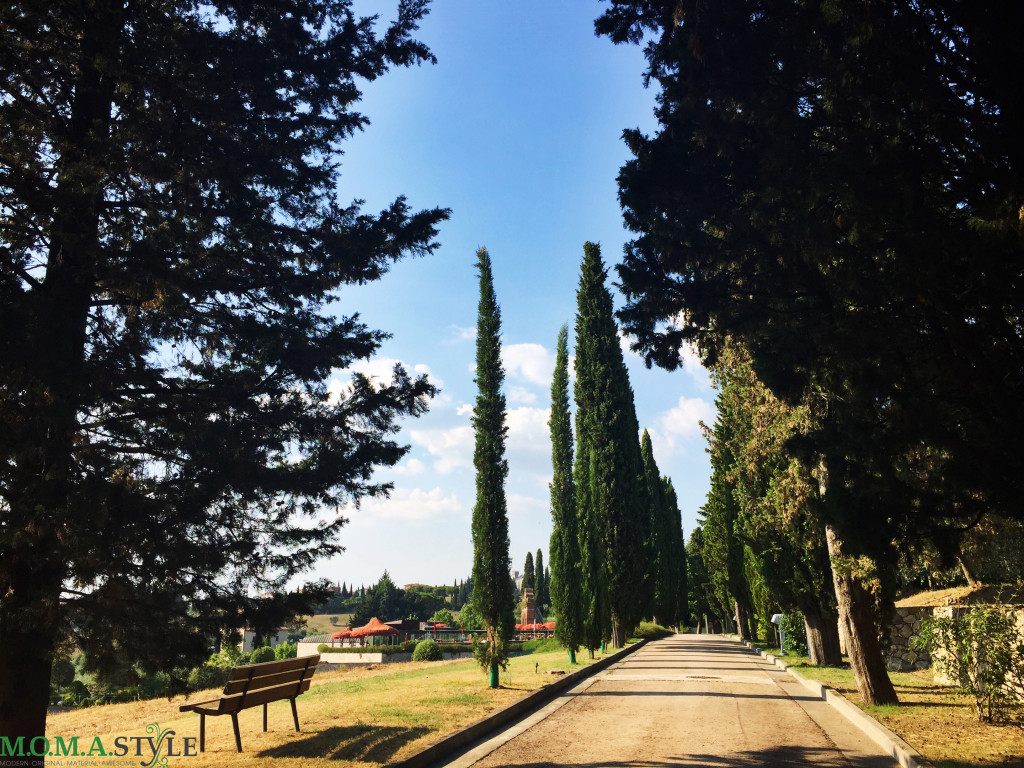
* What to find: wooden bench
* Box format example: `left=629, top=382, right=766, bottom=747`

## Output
left=179, top=654, right=319, bottom=752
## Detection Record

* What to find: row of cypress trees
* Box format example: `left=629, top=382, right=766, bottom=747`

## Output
left=469, top=243, right=688, bottom=684
left=550, top=243, right=688, bottom=659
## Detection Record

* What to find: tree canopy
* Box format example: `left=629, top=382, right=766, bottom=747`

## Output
left=0, top=0, right=447, bottom=741
left=596, top=0, right=1024, bottom=705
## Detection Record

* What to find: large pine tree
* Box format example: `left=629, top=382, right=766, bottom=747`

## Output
left=596, top=0, right=1024, bottom=704
left=522, top=551, right=536, bottom=592
left=549, top=326, right=584, bottom=661
left=469, top=248, right=515, bottom=687
left=0, top=0, right=446, bottom=742
left=574, top=242, right=649, bottom=648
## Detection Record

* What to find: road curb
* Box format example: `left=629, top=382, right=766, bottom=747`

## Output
left=740, top=639, right=935, bottom=768
left=390, top=640, right=647, bottom=768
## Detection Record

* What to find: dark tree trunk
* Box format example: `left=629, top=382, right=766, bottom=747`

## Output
left=826, top=525, right=899, bottom=705
left=804, top=604, right=843, bottom=666
left=0, top=570, right=61, bottom=765
left=610, top=619, right=626, bottom=648
left=957, top=556, right=982, bottom=589
left=734, top=600, right=752, bottom=641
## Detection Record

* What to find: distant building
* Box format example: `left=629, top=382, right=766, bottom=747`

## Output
left=237, top=628, right=291, bottom=653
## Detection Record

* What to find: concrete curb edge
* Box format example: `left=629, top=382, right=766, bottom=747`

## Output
left=740, top=640, right=935, bottom=768
left=390, top=639, right=648, bottom=768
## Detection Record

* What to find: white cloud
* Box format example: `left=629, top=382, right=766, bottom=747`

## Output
left=659, top=395, right=715, bottom=438
left=392, top=457, right=426, bottom=476
left=508, top=386, right=537, bottom=405
left=410, top=425, right=474, bottom=474
left=352, top=486, right=464, bottom=522
left=503, top=343, right=555, bottom=387
left=456, top=403, right=474, bottom=417
left=680, top=343, right=711, bottom=389
left=648, top=394, right=715, bottom=465
left=507, top=493, right=547, bottom=518
left=619, top=330, right=640, bottom=360
left=507, top=406, right=551, bottom=453
left=449, top=324, right=477, bottom=342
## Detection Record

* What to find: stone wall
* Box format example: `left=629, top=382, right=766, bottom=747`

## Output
left=885, top=602, right=1024, bottom=673
left=885, top=606, right=932, bottom=672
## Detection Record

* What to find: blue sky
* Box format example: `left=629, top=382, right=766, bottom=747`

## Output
left=303, top=1, right=715, bottom=590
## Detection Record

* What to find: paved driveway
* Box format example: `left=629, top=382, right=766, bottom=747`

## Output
left=443, top=634, right=897, bottom=767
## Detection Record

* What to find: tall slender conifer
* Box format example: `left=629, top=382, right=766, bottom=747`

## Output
left=574, top=242, right=649, bottom=648
left=469, top=248, right=514, bottom=687
left=642, top=430, right=674, bottom=626
left=535, top=548, right=546, bottom=608
left=664, top=477, right=688, bottom=626
left=549, top=326, right=583, bottom=661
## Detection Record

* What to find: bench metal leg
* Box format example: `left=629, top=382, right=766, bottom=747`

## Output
left=231, top=712, right=242, bottom=752
left=263, top=702, right=268, bottom=732
left=290, top=698, right=300, bottom=731
left=199, top=713, right=205, bottom=753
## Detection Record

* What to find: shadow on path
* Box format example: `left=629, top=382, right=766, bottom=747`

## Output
left=470, top=744, right=889, bottom=767
left=579, top=690, right=821, bottom=702
left=258, top=724, right=429, bottom=762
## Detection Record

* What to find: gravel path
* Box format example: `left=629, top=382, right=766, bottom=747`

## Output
left=442, top=634, right=899, bottom=768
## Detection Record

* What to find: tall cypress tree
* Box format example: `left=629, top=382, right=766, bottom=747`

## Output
left=523, top=551, right=535, bottom=591
left=574, top=241, right=649, bottom=648
left=663, top=477, right=688, bottom=627
left=469, top=248, right=515, bottom=688
left=549, top=324, right=584, bottom=661
left=642, top=430, right=674, bottom=627
left=535, top=548, right=546, bottom=608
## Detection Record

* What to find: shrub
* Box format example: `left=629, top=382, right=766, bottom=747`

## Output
left=429, top=608, right=455, bottom=626
left=274, top=642, right=297, bottom=660
left=779, top=612, right=809, bottom=656
left=412, top=639, right=443, bottom=661
left=519, top=638, right=563, bottom=654
left=249, top=646, right=276, bottom=664
left=915, top=604, right=1024, bottom=723
left=318, top=642, right=417, bottom=655
left=139, top=671, right=172, bottom=700
left=633, top=621, right=673, bottom=641
left=187, top=663, right=231, bottom=692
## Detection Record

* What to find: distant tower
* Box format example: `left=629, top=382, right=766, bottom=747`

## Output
left=520, top=588, right=535, bottom=626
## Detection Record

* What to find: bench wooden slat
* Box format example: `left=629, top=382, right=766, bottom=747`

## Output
left=225, top=655, right=315, bottom=682
left=214, top=678, right=312, bottom=713
left=222, top=665, right=315, bottom=696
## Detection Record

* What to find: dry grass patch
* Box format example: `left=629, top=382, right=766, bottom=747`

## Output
left=45, top=647, right=599, bottom=768
left=791, top=662, right=1024, bottom=767
left=300, top=613, right=354, bottom=635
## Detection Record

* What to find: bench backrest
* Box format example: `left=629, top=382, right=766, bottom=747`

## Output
left=215, top=654, right=319, bottom=714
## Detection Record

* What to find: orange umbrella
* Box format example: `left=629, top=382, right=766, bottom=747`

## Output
left=330, top=627, right=352, bottom=640
left=350, top=616, right=400, bottom=637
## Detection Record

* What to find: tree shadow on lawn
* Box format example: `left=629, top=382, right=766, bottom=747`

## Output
left=258, top=724, right=430, bottom=762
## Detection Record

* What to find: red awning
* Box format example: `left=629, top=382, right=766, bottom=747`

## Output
left=330, top=627, right=352, bottom=639
left=350, top=616, right=400, bottom=637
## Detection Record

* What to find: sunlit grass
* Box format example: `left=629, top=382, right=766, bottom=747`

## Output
left=45, top=647, right=606, bottom=768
